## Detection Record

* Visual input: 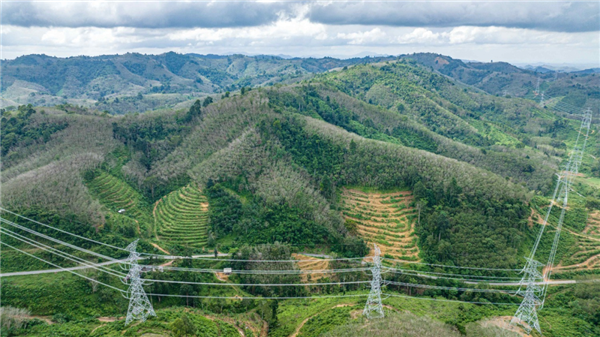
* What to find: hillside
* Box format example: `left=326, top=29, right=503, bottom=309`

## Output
left=2, top=56, right=600, bottom=337
left=403, top=53, right=600, bottom=112
left=0, top=53, right=395, bottom=114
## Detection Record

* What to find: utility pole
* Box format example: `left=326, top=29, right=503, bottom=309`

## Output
left=510, top=257, right=544, bottom=335
left=363, top=244, right=384, bottom=319
left=511, top=111, right=592, bottom=334
left=122, top=240, right=156, bottom=325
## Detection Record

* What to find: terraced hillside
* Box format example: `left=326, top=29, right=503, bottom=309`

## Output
left=87, top=171, right=150, bottom=225
left=555, top=234, right=600, bottom=272
left=533, top=208, right=600, bottom=272
left=154, top=184, right=209, bottom=248
left=340, top=188, right=420, bottom=261
left=584, top=210, right=600, bottom=237
left=557, top=212, right=600, bottom=272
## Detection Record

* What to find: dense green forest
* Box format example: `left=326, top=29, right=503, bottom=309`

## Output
left=1, top=55, right=599, bottom=337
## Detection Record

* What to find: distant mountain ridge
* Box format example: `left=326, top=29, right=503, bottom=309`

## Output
left=0, top=52, right=395, bottom=113
left=401, top=53, right=599, bottom=109
left=2, top=51, right=597, bottom=114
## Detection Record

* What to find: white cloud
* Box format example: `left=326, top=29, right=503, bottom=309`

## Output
left=398, top=28, right=441, bottom=44
left=337, top=28, right=386, bottom=45
left=1, top=19, right=598, bottom=64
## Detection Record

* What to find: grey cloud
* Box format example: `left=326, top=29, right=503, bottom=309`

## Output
left=2, top=2, right=290, bottom=28
left=4, top=1, right=598, bottom=33
left=307, top=2, right=599, bottom=33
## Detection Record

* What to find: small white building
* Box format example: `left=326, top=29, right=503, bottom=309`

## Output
left=223, top=268, right=232, bottom=275
left=118, top=209, right=126, bottom=214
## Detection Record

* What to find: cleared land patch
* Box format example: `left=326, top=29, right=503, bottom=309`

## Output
left=154, top=184, right=209, bottom=248
left=291, top=253, right=331, bottom=282
left=340, top=188, right=420, bottom=261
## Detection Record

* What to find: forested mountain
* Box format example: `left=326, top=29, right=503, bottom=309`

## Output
left=403, top=53, right=600, bottom=110
left=4, top=56, right=596, bottom=265
left=2, top=54, right=600, bottom=337
left=0, top=53, right=394, bottom=114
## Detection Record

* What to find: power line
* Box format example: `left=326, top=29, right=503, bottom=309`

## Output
left=0, top=209, right=531, bottom=272
left=385, top=280, right=518, bottom=294
left=0, top=227, right=126, bottom=279
left=511, top=109, right=592, bottom=335
left=383, top=267, right=521, bottom=281
left=0, top=241, right=126, bottom=294
left=144, top=292, right=370, bottom=300
left=363, top=244, right=384, bottom=319
left=147, top=279, right=371, bottom=287
left=382, top=258, right=521, bottom=272
left=150, top=265, right=371, bottom=275
left=143, top=254, right=367, bottom=263
left=0, top=208, right=129, bottom=252
left=0, top=218, right=118, bottom=262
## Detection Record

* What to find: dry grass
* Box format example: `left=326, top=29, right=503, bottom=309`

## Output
left=0, top=306, right=32, bottom=330
left=291, top=253, right=331, bottom=282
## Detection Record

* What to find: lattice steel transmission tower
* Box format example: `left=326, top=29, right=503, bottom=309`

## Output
left=122, top=240, right=156, bottom=325
left=511, top=110, right=593, bottom=335
left=541, top=110, right=592, bottom=307
left=510, top=257, right=544, bottom=335
left=363, top=244, right=384, bottom=319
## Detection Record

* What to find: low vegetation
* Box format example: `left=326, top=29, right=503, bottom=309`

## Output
left=340, top=188, right=419, bottom=261
left=154, top=184, right=209, bottom=248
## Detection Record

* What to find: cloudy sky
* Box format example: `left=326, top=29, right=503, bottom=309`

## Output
left=2, top=1, right=599, bottom=65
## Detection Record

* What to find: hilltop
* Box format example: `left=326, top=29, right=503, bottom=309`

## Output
left=0, top=53, right=395, bottom=114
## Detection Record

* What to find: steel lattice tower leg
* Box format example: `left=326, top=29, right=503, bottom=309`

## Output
left=363, top=244, right=384, bottom=319
left=123, top=240, right=156, bottom=325
left=510, top=257, right=544, bottom=335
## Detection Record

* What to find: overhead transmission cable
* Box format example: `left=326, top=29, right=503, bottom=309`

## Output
left=383, top=267, right=521, bottom=281
left=0, top=218, right=118, bottom=262
left=0, top=208, right=130, bottom=252
left=150, top=265, right=371, bottom=275
left=0, top=241, right=127, bottom=294
left=1, top=209, right=532, bottom=273
left=0, top=227, right=126, bottom=278
left=384, top=280, right=518, bottom=294
left=541, top=111, right=592, bottom=305
left=382, top=258, right=521, bottom=272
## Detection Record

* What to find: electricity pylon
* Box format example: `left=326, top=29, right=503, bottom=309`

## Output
left=363, top=244, right=384, bottom=319
left=511, top=257, right=544, bottom=335
left=122, top=240, right=156, bottom=325
left=511, top=110, right=592, bottom=335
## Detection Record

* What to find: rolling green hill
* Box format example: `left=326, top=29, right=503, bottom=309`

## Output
left=2, top=53, right=600, bottom=337
left=0, top=53, right=395, bottom=114
left=404, top=53, right=600, bottom=111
